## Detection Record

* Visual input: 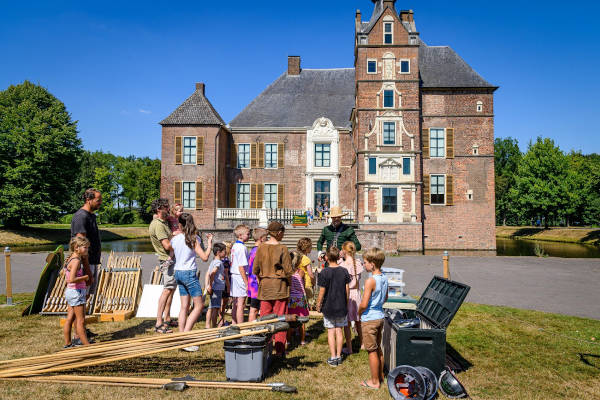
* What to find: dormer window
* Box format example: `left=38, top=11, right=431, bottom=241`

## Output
left=384, top=23, right=393, bottom=44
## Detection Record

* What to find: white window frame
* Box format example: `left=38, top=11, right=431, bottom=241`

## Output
left=430, top=174, right=446, bottom=205
left=264, top=183, right=278, bottom=209
left=382, top=186, right=398, bottom=213
left=182, top=181, right=196, bottom=209
left=367, top=59, right=378, bottom=74
left=237, top=143, right=250, bottom=169
left=383, top=22, right=393, bottom=44
left=314, top=142, right=331, bottom=168
left=399, top=59, right=410, bottom=74
left=182, top=136, right=197, bottom=165
left=476, top=101, right=483, bottom=113
left=382, top=121, right=396, bottom=145
left=264, top=143, right=278, bottom=169
left=236, top=183, right=250, bottom=209
left=429, top=128, right=446, bottom=158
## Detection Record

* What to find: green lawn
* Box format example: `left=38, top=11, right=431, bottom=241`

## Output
left=0, top=225, right=149, bottom=247
left=0, top=294, right=598, bottom=399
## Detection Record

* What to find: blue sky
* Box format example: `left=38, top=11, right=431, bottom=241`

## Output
left=1, top=0, right=599, bottom=158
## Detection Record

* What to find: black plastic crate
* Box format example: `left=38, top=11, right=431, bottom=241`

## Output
left=383, top=276, right=470, bottom=378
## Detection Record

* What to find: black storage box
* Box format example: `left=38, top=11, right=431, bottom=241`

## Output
left=382, top=276, right=470, bottom=378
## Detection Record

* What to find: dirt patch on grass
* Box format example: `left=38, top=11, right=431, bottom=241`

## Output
left=496, top=226, right=600, bottom=245
left=0, top=226, right=149, bottom=247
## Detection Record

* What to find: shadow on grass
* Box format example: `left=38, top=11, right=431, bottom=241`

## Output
left=578, top=353, right=600, bottom=370
left=268, top=355, right=321, bottom=377
left=509, top=228, right=546, bottom=237
left=581, top=230, right=600, bottom=245
left=79, top=355, right=224, bottom=376
left=96, top=319, right=156, bottom=342
left=446, top=342, right=473, bottom=373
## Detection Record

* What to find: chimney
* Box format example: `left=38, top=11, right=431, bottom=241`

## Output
left=383, top=0, right=397, bottom=12
left=400, top=9, right=414, bottom=23
left=355, top=9, right=361, bottom=28
left=195, top=82, right=205, bottom=95
left=288, top=56, right=301, bottom=76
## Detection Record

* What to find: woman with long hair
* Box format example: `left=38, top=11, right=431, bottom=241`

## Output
left=170, top=213, right=213, bottom=350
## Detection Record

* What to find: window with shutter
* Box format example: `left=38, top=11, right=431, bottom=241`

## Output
left=258, top=143, right=265, bottom=168
left=250, top=184, right=257, bottom=208
left=430, top=175, right=445, bottom=204
left=446, top=128, right=454, bottom=159
left=422, top=129, right=430, bottom=159
left=196, top=137, right=204, bottom=164
left=423, top=175, right=430, bottom=205
left=229, top=184, right=236, bottom=208
left=230, top=145, right=237, bottom=168
left=277, top=143, right=284, bottom=168
left=446, top=175, right=454, bottom=205
left=265, top=144, right=277, bottom=168
left=277, top=184, right=285, bottom=208
left=174, top=181, right=182, bottom=205
left=195, top=181, right=203, bottom=209
left=264, top=184, right=277, bottom=209
left=250, top=143, right=258, bottom=168
left=175, top=137, right=182, bottom=165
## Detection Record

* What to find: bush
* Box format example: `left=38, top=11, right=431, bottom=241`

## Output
left=118, top=210, right=136, bottom=225
left=59, top=214, right=73, bottom=224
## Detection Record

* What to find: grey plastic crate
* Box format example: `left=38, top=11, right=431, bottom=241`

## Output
left=223, top=335, right=272, bottom=382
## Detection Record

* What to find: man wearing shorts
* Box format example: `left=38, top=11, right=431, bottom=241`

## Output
left=149, top=198, right=176, bottom=333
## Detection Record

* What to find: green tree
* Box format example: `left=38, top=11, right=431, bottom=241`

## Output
left=0, top=81, right=81, bottom=227
left=494, top=137, right=521, bottom=225
left=510, top=137, right=569, bottom=228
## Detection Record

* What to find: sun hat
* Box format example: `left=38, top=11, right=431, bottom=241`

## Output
left=328, top=206, right=347, bottom=218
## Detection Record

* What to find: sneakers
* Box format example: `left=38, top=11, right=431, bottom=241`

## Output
left=72, top=338, right=96, bottom=346
left=182, top=345, right=199, bottom=352
left=327, top=357, right=342, bottom=367
left=63, top=343, right=74, bottom=349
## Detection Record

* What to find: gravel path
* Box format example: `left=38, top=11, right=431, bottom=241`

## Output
left=1, top=252, right=598, bottom=320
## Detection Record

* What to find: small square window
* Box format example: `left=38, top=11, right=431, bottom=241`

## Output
left=367, top=60, right=377, bottom=74
left=383, top=90, right=394, bottom=108
left=472, top=145, right=479, bottom=155
left=476, top=101, right=483, bottom=112
left=400, top=60, right=410, bottom=74
left=402, top=157, right=411, bottom=175
left=368, top=157, right=377, bottom=175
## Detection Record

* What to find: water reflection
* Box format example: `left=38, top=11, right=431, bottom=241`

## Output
left=8, top=237, right=600, bottom=258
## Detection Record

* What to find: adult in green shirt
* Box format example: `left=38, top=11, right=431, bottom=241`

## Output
left=149, top=198, right=176, bottom=333
left=317, top=206, right=361, bottom=257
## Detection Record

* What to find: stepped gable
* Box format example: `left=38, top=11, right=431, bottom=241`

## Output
left=229, top=68, right=355, bottom=129
left=160, top=83, right=225, bottom=126
left=419, top=40, right=495, bottom=88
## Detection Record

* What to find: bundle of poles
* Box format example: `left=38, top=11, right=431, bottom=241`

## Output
left=0, top=315, right=302, bottom=393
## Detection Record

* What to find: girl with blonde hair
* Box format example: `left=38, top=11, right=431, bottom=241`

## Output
left=340, top=240, right=364, bottom=354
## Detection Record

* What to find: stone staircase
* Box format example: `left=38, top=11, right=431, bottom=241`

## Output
left=246, top=226, right=324, bottom=250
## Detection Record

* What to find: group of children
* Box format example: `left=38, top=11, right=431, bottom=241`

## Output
left=62, top=218, right=390, bottom=389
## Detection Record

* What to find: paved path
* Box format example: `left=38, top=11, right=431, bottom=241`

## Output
left=1, top=252, right=599, bottom=320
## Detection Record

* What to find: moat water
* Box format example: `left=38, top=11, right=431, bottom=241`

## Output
left=9, top=237, right=600, bottom=257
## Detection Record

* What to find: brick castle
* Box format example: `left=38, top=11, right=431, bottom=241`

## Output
left=159, top=0, right=497, bottom=251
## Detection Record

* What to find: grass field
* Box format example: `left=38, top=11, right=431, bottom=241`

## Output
left=0, top=225, right=149, bottom=247
left=496, top=226, right=600, bottom=246
left=0, top=294, right=598, bottom=399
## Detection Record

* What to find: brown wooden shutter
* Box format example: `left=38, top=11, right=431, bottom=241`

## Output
left=423, top=175, right=430, bottom=205
left=174, top=181, right=182, bottom=205
left=257, top=184, right=264, bottom=208
left=175, top=137, right=182, bottom=165
left=229, top=184, right=236, bottom=208
left=277, top=184, right=285, bottom=208
left=446, top=175, right=454, bottom=206
left=195, top=181, right=203, bottom=209
left=446, top=128, right=454, bottom=159
left=250, top=143, right=258, bottom=168
left=277, top=143, right=284, bottom=168
left=250, top=184, right=257, bottom=208
left=231, top=145, right=237, bottom=168
left=422, top=129, right=429, bottom=159
left=196, top=137, right=204, bottom=164
left=258, top=143, right=265, bottom=168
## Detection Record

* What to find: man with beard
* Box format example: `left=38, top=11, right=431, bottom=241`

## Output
left=316, top=206, right=361, bottom=256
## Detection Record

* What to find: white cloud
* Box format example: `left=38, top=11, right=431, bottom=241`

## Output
left=139, top=109, right=152, bottom=114
left=120, top=110, right=130, bottom=115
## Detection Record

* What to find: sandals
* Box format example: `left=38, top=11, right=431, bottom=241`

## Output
left=154, top=323, right=173, bottom=334
left=360, top=380, right=379, bottom=390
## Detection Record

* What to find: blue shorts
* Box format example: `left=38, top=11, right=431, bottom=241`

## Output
left=65, top=288, right=87, bottom=307
left=209, top=290, right=223, bottom=309
left=175, top=270, right=202, bottom=298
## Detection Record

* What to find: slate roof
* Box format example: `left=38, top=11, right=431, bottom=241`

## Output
left=160, top=87, right=225, bottom=126
left=229, top=69, right=355, bottom=129
left=419, top=41, right=495, bottom=88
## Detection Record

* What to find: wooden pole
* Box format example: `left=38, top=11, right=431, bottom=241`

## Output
left=443, top=250, right=450, bottom=280
left=4, top=247, right=12, bottom=305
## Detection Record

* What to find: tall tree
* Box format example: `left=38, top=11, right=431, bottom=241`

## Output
left=0, top=81, right=81, bottom=227
left=494, top=137, right=521, bottom=225
left=510, top=137, right=569, bottom=228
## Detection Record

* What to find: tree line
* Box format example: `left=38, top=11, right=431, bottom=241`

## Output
left=0, top=81, right=160, bottom=227
left=495, top=137, right=600, bottom=227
